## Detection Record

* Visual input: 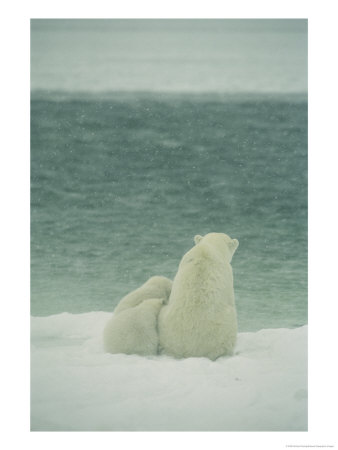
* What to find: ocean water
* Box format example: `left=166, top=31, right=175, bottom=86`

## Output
left=31, top=91, right=307, bottom=331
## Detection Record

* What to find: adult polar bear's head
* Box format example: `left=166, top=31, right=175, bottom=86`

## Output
left=194, top=232, right=239, bottom=262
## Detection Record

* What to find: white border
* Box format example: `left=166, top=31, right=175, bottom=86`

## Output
left=2, top=0, right=337, bottom=449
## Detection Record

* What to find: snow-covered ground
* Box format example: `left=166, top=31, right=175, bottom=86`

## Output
left=31, top=312, right=307, bottom=431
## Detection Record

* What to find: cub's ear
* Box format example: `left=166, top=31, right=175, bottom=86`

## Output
left=194, top=235, right=203, bottom=245
left=229, top=238, right=239, bottom=253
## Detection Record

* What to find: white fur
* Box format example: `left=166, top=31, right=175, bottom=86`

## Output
left=158, top=233, right=239, bottom=360
left=103, top=298, right=164, bottom=355
left=103, top=276, right=172, bottom=355
left=113, top=276, right=172, bottom=315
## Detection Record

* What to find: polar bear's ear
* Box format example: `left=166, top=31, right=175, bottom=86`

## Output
left=194, top=235, right=203, bottom=245
left=229, top=238, right=239, bottom=253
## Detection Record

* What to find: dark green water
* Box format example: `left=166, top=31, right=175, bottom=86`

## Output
left=31, top=92, right=307, bottom=331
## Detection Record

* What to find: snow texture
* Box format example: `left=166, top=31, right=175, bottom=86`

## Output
left=31, top=312, right=307, bottom=431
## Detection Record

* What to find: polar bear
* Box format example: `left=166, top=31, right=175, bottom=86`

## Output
left=158, top=233, right=239, bottom=360
left=103, top=298, right=164, bottom=355
left=112, top=276, right=172, bottom=314
left=103, top=276, right=172, bottom=355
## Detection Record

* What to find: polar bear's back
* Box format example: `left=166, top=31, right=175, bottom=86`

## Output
left=158, top=296, right=237, bottom=360
left=158, top=236, right=237, bottom=360
left=104, top=297, right=163, bottom=355
left=170, top=247, right=235, bottom=310
left=114, top=276, right=172, bottom=315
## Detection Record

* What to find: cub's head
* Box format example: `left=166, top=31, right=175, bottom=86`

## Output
left=146, top=276, right=172, bottom=302
left=194, top=232, right=239, bottom=262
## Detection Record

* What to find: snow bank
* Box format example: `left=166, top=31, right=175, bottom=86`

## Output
left=31, top=312, right=307, bottom=431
